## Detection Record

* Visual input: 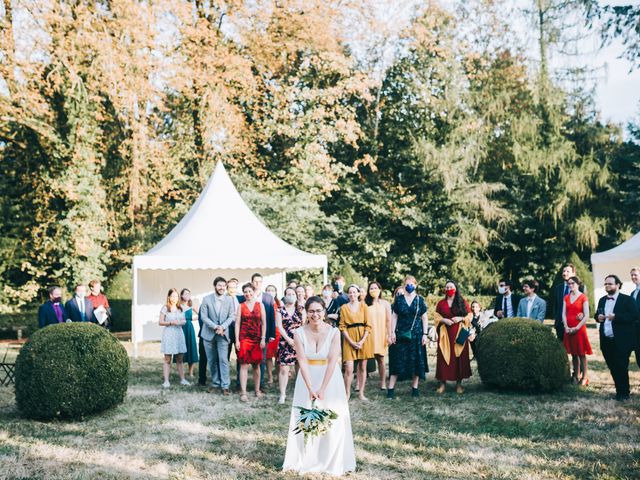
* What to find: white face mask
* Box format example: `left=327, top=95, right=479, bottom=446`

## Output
left=76, top=292, right=85, bottom=299
left=498, top=286, right=506, bottom=295
left=322, top=290, right=332, bottom=299
left=285, top=295, right=297, bottom=305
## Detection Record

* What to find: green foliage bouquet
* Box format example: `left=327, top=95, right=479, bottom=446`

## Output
left=292, top=400, right=338, bottom=445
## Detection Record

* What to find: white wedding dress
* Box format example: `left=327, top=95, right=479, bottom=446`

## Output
left=283, top=326, right=356, bottom=475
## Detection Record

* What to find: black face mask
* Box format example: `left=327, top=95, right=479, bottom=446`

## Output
left=52, top=297, right=62, bottom=304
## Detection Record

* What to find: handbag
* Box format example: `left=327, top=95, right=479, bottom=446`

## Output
left=396, top=297, right=420, bottom=342
left=456, top=326, right=471, bottom=345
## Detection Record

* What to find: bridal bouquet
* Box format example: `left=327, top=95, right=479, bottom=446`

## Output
left=292, top=399, right=338, bottom=445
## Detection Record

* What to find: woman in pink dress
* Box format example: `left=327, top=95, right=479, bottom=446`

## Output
left=562, top=276, right=592, bottom=386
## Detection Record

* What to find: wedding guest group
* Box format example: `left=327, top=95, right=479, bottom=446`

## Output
left=39, top=280, right=114, bottom=328
left=38, top=263, right=640, bottom=405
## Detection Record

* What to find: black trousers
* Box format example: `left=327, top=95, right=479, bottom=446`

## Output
left=554, top=320, right=564, bottom=342
left=198, top=337, right=208, bottom=386
left=601, top=336, right=632, bottom=398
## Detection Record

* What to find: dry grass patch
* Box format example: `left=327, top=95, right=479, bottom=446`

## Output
left=0, top=329, right=638, bottom=479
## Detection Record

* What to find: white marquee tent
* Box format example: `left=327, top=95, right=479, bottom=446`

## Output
left=132, top=161, right=328, bottom=356
left=591, top=232, right=640, bottom=301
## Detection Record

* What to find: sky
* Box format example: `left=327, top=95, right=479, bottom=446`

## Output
left=435, top=0, right=640, bottom=130
left=592, top=1, right=640, bottom=127
left=593, top=40, right=640, bottom=126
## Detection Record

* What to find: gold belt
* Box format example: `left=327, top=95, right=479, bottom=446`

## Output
left=307, top=359, right=327, bottom=365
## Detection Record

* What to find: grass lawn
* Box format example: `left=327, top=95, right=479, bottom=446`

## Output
left=0, top=327, right=639, bottom=479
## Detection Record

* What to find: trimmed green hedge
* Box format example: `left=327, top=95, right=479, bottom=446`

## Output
left=476, top=317, right=569, bottom=392
left=0, top=312, right=38, bottom=339
left=15, top=323, right=129, bottom=420
left=109, top=299, right=131, bottom=332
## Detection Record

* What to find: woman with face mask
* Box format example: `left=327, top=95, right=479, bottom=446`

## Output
left=434, top=280, right=472, bottom=394
left=387, top=275, right=429, bottom=399
left=339, top=285, right=374, bottom=401
left=276, top=287, right=307, bottom=404
left=365, top=282, right=392, bottom=390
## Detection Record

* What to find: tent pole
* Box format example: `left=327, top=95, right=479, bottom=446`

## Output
left=323, top=261, right=328, bottom=286
left=132, top=261, right=138, bottom=359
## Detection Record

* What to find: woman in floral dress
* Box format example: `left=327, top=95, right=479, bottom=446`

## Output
left=276, top=287, right=306, bottom=404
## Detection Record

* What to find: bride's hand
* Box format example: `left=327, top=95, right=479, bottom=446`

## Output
left=308, top=389, right=318, bottom=401
left=316, top=388, right=325, bottom=400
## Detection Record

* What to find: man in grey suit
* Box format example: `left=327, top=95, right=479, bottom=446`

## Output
left=516, top=279, right=547, bottom=322
left=199, top=277, right=236, bottom=395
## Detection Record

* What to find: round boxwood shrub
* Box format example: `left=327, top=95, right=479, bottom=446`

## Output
left=476, top=318, right=569, bottom=392
left=15, top=322, right=129, bottom=420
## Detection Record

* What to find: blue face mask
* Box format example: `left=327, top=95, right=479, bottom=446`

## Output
left=405, top=284, right=416, bottom=294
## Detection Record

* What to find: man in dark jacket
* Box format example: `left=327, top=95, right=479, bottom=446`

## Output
left=595, top=274, right=639, bottom=401
left=552, top=263, right=583, bottom=341
left=493, top=279, right=522, bottom=319
left=38, top=286, right=68, bottom=328
left=627, top=266, right=640, bottom=368
left=65, top=284, right=95, bottom=323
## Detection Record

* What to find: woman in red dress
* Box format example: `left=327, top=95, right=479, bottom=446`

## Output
left=235, top=283, right=266, bottom=402
left=434, top=280, right=473, bottom=394
left=562, top=276, right=592, bottom=386
left=265, top=284, right=282, bottom=386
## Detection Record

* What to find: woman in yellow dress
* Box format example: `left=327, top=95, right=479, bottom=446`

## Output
left=339, top=285, right=374, bottom=400
left=365, top=281, right=392, bottom=390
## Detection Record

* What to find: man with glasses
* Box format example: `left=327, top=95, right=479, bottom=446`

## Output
left=594, top=275, right=639, bottom=401
left=493, top=279, right=521, bottom=319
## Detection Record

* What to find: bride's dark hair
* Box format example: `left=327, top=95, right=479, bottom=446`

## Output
left=305, top=296, right=326, bottom=311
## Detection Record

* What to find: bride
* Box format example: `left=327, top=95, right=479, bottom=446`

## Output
left=283, top=296, right=356, bottom=475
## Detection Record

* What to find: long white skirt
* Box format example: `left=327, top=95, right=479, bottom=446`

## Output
left=283, top=364, right=356, bottom=476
